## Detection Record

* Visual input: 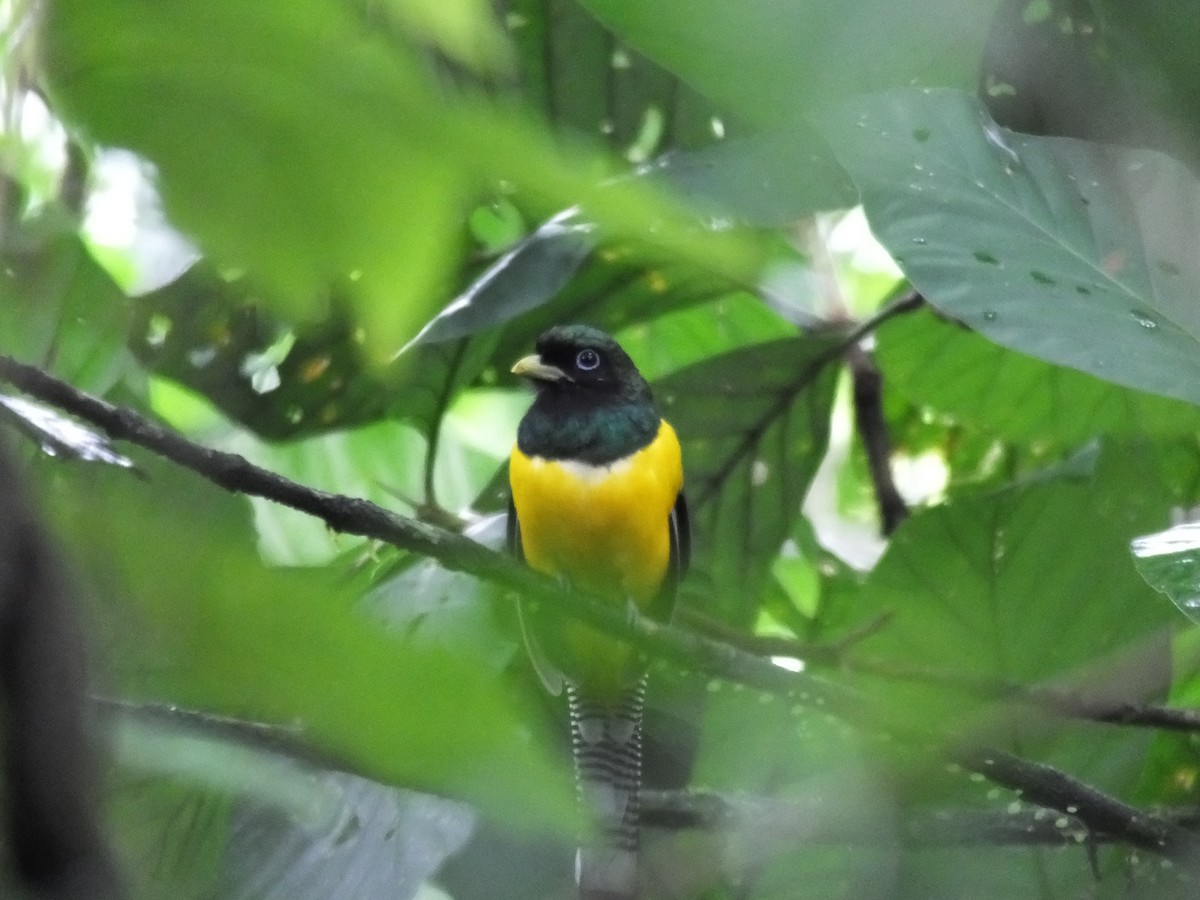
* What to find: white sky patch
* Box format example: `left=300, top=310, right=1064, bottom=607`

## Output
left=771, top=656, right=805, bottom=672
left=892, top=450, right=950, bottom=507
left=83, top=149, right=200, bottom=294
left=826, top=207, right=903, bottom=277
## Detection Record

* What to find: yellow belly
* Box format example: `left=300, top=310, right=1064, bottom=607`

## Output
left=509, top=421, right=682, bottom=603
left=509, top=421, right=683, bottom=697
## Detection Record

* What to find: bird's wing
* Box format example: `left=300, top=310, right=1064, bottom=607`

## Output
left=647, top=490, right=690, bottom=623
left=507, top=495, right=566, bottom=696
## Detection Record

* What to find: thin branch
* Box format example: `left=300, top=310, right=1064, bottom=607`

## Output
left=642, top=788, right=1200, bottom=850
left=956, top=749, right=1200, bottom=863
left=850, top=657, right=1200, bottom=733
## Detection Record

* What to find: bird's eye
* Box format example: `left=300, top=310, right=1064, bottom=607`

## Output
left=575, top=349, right=601, bottom=371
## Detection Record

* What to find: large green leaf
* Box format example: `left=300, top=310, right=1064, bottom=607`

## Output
left=657, top=334, right=841, bottom=624
left=823, top=88, right=1200, bottom=406
left=876, top=306, right=1200, bottom=447
left=851, top=445, right=1172, bottom=686
left=574, top=0, right=997, bottom=128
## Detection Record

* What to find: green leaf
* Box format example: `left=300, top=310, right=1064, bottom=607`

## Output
left=853, top=444, right=1172, bottom=685
left=823, top=88, right=1200, bottom=406
left=574, top=0, right=996, bottom=128
left=647, top=128, right=858, bottom=224
left=656, top=334, right=840, bottom=624
left=110, top=707, right=476, bottom=900
left=0, top=230, right=131, bottom=393
left=876, top=306, right=1200, bottom=447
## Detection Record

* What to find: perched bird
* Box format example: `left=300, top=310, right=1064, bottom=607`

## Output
left=508, top=325, right=689, bottom=900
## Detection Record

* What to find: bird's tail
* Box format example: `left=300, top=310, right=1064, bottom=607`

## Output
left=568, top=677, right=646, bottom=900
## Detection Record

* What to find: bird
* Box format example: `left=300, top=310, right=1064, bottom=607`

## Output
left=507, top=324, right=689, bottom=900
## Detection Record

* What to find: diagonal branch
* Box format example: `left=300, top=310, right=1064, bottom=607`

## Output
left=0, top=352, right=859, bottom=717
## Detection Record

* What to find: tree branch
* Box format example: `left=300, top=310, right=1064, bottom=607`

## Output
left=0, top=353, right=861, bottom=718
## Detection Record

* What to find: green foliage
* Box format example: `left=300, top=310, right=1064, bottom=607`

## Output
left=3, top=0, right=1200, bottom=897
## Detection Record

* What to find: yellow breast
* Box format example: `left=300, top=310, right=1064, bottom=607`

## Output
left=509, top=420, right=683, bottom=604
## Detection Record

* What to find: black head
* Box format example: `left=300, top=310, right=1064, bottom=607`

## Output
left=512, top=324, right=649, bottom=401
left=512, top=325, right=659, bottom=463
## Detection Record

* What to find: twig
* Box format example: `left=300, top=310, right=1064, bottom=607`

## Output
left=850, top=657, right=1200, bottom=733
left=846, top=344, right=908, bottom=535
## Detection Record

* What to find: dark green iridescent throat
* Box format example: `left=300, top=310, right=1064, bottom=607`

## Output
left=517, top=396, right=660, bottom=464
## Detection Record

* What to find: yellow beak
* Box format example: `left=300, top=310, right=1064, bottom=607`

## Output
left=511, top=354, right=569, bottom=382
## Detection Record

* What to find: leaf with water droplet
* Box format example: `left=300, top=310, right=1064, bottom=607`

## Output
left=1132, top=522, right=1200, bottom=623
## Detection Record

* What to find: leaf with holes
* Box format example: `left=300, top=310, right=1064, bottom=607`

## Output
left=876, top=307, right=1200, bottom=447
left=823, top=88, right=1200, bottom=407
left=656, top=334, right=840, bottom=625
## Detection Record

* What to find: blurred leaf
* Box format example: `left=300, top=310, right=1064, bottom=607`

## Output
left=42, top=0, right=760, bottom=356
left=359, top=0, right=512, bottom=72
left=110, top=706, right=476, bottom=900
left=1131, top=521, right=1200, bottom=625
left=823, top=88, right=1200, bottom=406
left=0, top=394, right=135, bottom=468
left=657, top=334, right=841, bottom=625
left=0, top=228, right=132, bottom=393
left=52, top=457, right=573, bottom=832
left=981, top=0, right=1200, bottom=171
left=876, top=306, right=1200, bottom=447
left=43, top=0, right=471, bottom=352
left=509, top=0, right=719, bottom=154
left=646, top=129, right=858, bottom=224
left=574, top=0, right=996, bottom=129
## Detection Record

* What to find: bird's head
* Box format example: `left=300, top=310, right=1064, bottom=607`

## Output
left=511, top=325, right=649, bottom=403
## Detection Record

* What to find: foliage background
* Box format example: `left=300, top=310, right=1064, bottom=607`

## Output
left=3, top=0, right=1200, bottom=897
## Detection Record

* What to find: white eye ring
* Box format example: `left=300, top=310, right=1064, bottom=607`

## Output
left=576, top=349, right=601, bottom=371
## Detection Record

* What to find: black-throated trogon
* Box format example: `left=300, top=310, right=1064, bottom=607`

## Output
left=507, top=325, right=688, bottom=900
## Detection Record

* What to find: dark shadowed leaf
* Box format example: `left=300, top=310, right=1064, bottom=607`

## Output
left=824, top=88, right=1200, bottom=406
left=876, top=306, right=1200, bottom=447
left=657, top=334, right=841, bottom=624
left=402, top=209, right=596, bottom=349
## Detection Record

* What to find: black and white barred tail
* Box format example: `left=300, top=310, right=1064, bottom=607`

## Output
left=568, top=676, right=647, bottom=900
